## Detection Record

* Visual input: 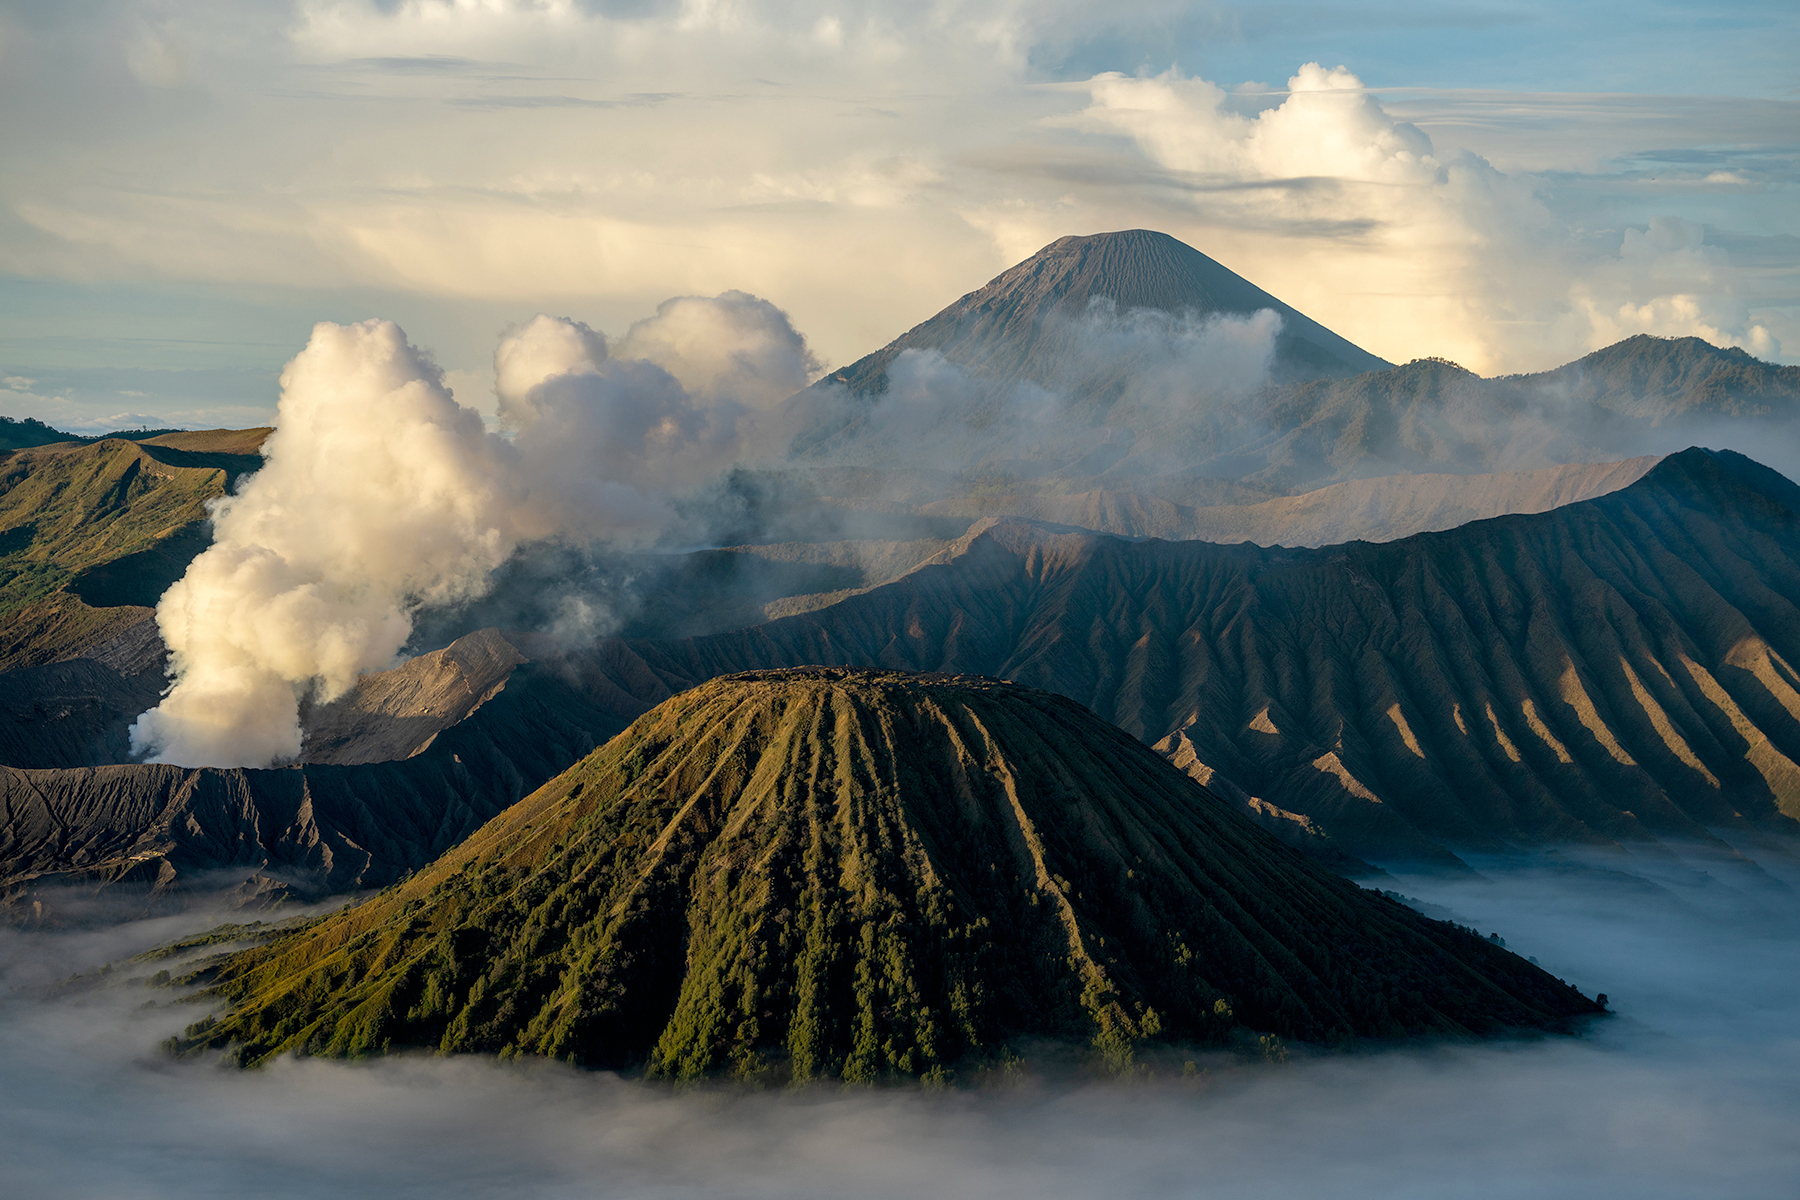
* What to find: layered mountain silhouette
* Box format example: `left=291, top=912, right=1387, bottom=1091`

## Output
left=10, top=446, right=1798, bottom=909
left=175, top=669, right=1599, bottom=1077
left=0, top=631, right=634, bottom=917
left=6, top=230, right=1800, bottom=910
left=584, top=449, right=1800, bottom=866
left=759, top=230, right=1800, bottom=539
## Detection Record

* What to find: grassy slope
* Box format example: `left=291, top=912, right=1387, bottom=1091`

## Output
left=0, top=432, right=267, bottom=669
left=180, top=670, right=1598, bottom=1080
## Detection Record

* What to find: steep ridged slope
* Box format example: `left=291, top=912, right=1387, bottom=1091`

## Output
left=584, top=449, right=1800, bottom=864
left=7, top=449, right=1796, bottom=895
left=179, top=669, right=1597, bottom=1078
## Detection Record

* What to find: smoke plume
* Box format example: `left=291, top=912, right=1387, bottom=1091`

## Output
left=130, top=295, right=818, bottom=768
left=788, top=302, right=1283, bottom=481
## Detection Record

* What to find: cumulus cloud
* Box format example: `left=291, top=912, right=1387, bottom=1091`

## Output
left=131, top=296, right=809, bottom=768
left=0, top=3, right=1790, bottom=386
left=130, top=320, right=526, bottom=767
left=1046, top=65, right=1783, bottom=373
left=613, top=290, right=823, bottom=410
left=1568, top=216, right=1782, bottom=359
left=0, top=377, right=73, bottom=423
left=496, top=314, right=714, bottom=538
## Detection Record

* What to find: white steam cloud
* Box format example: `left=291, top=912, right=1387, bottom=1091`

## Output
left=796, top=302, right=1283, bottom=477
left=129, top=320, right=523, bottom=768
left=130, top=294, right=818, bottom=768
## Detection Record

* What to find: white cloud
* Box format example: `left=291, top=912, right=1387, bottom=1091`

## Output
left=126, top=24, right=190, bottom=87
left=1567, top=217, right=1781, bottom=358
left=0, top=2, right=1791, bottom=384
left=131, top=294, right=811, bottom=767
left=6, top=849, right=1800, bottom=1197
left=1043, top=65, right=1783, bottom=372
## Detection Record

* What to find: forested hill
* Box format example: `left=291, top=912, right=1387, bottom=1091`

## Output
left=177, top=669, right=1599, bottom=1078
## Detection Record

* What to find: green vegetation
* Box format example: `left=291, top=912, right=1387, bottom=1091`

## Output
left=175, top=669, right=1599, bottom=1081
left=0, top=432, right=266, bottom=668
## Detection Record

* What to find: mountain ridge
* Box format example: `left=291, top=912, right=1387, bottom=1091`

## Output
left=820, top=230, right=1391, bottom=399
left=174, top=668, right=1600, bottom=1077
left=8, top=446, right=1800, bottom=904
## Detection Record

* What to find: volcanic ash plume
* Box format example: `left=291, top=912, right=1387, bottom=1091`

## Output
left=130, top=300, right=819, bottom=769
left=129, top=320, right=524, bottom=767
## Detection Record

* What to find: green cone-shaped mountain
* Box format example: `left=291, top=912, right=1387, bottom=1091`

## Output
left=182, top=669, right=1597, bottom=1079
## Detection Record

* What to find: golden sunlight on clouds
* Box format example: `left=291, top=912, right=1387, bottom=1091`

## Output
left=0, top=1, right=1790, bottom=377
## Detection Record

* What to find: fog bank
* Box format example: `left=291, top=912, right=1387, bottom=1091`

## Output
left=4, top=849, right=1798, bottom=1198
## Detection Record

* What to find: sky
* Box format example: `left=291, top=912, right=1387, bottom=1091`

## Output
left=0, top=0, right=1795, bottom=433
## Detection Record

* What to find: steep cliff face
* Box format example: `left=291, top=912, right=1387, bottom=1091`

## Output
left=177, top=669, right=1598, bottom=1077
left=586, top=449, right=1800, bottom=865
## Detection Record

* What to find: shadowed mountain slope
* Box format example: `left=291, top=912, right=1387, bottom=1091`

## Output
left=913, top=457, right=1662, bottom=546
left=580, top=449, right=1800, bottom=866
left=8, top=449, right=1796, bottom=895
left=177, top=669, right=1598, bottom=1078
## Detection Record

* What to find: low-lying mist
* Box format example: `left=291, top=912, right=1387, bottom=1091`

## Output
left=5, top=848, right=1797, bottom=1198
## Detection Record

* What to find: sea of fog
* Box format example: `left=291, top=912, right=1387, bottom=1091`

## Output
left=4, top=842, right=1799, bottom=1199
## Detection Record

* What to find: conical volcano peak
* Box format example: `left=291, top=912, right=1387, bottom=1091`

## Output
left=823, top=229, right=1389, bottom=397
left=180, top=668, right=1598, bottom=1080
left=982, top=229, right=1319, bottom=322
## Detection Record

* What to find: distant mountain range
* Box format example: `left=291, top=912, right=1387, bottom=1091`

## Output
left=5, top=230, right=1800, bottom=915
left=8, top=447, right=1799, bottom=914
left=766, top=230, right=1800, bottom=534
left=819, top=229, right=1391, bottom=394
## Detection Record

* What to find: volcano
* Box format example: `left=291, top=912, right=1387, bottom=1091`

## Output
left=179, top=669, right=1598, bottom=1080
left=822, top=229, right=1390, bottom=396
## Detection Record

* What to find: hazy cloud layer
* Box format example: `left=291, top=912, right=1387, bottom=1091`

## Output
left=4, top=851, right=1798, bottom=1197
left=0, top=0, right=1792, bottom=416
